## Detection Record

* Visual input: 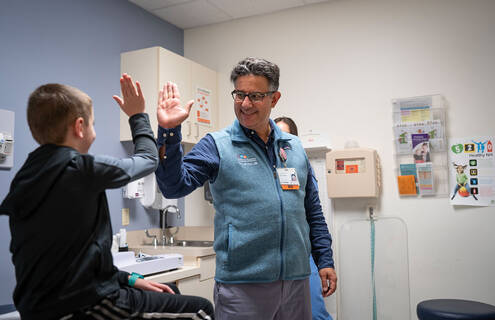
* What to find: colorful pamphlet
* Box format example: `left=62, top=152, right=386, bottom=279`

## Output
left=412, top=134, right=430, bottom=163
left=397, top=175, right=417, bottom=195
left=393, top=96, right=432, bottom=123
left=393, top=120, right=443, bottom=154
left=416, top=163, right=434, bottom=195
left=400, top=163, right=418, bottom=194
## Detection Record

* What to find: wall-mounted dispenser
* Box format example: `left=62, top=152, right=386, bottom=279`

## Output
left=123, top=172, right=178, bottom=210
left=0, top=133, right=13, bottom=157
left=0, top=109, right=15, bottom=169
left=326, top=148, right=381, bottom=198
left=122, top=177, right=144, bottom=199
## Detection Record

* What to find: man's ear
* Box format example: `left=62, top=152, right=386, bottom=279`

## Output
left=73, top=117, right=85, bottom=139
left=271, top=91, right=281, bottom=108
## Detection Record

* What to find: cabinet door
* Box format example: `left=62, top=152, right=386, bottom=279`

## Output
left=177, top=276, right=214, bottom=303
left=191, top=61, right=218, bottom=141
left=182, top=144, right=215, bottom=226
left=120, top=47, right=218, bottom=144
left=158, top=48, right=196, bottom=144
left=120, top=47, right=160, bottom=141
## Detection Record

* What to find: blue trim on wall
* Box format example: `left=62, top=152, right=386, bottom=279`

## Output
left=0, top=0, right=184, bottom=305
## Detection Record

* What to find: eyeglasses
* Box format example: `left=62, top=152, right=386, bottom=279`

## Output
left=231, top=90, right=275, bottom=103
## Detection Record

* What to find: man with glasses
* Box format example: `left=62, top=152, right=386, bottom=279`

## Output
left=155, top=57, right=337, bottom=320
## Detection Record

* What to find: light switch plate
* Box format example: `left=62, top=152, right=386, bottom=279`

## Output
left=122, top=208, right=129, bottom=226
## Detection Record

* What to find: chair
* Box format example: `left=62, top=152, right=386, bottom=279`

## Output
left=417, top=299, right=495, bottom=320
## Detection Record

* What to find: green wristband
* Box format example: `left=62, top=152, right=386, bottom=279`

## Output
left=128, top=272, right=144, bottom=287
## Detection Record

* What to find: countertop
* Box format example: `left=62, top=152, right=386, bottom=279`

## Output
left=129, top=244, right=214, bottom=260
left=127, top=227, right=216, bottom=282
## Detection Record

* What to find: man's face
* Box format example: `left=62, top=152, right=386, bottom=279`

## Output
left=233, top=75, right=280, bottom=135
left=81, top=106, right=96, bottom=153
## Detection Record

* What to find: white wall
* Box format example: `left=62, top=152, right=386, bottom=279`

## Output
left=184, top=0, right=495, bottom=318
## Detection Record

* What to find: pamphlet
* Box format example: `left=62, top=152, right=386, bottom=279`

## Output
left=416, top=163, right=434, bottom=195
left=412, top=134, right=430, bottom=163
left=393, top=120, right=443, bottom=153
left=393, top=96, right=432, bottom=122
left=400, top=163, right=418, bottom=194
left=400, top=163, right=418, bottom=177
left=397, top=175, right=417, bottom=195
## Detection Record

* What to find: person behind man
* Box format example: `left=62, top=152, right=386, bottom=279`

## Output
left=274, top=116, right=298, bottom=136
left=0, top=74, right=213, bottom=320
left=275, top=116, right=333, bottom=320
left=155, top=57, right=337, bottom=320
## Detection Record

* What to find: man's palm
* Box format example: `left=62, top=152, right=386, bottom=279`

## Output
left=157, top=82, right=193, bottom=129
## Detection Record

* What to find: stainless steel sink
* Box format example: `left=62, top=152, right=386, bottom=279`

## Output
left=169, top=240, right=214, bottom=247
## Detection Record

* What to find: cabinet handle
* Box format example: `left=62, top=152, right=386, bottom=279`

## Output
left=186, top=121, right=191, bottom=136
left=194, top=123, right=199, bottom=138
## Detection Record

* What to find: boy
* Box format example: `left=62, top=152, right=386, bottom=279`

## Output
left=0, top=74, right=213, bottom=319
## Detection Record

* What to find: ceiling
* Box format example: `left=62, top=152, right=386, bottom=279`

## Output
left=129, top=0, right=332, bottom=29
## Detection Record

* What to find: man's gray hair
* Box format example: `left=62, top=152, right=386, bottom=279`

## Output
left=230, top=57, right=280, bottom=91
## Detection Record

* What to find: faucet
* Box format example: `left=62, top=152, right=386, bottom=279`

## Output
left=160, top=205, right=181, bottom=245
left=144, top=229, right=158, bottom=248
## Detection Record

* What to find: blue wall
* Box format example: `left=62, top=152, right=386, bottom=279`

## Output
left=0, top=0, right=183, bottom=305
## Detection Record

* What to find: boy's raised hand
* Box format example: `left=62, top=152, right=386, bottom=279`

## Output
left=113, top=74, right=145, bottom=117
left=157, top=81, right=193, bottom=129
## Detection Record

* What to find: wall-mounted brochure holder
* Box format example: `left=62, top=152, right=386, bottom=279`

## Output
left=392, top=94, right=448, bottom=197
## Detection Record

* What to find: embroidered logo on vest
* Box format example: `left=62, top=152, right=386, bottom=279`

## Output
left=237, top=154, right=258, bottom=166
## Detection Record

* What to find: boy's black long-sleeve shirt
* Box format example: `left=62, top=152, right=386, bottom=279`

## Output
left=0, top=113, right=158, bottom=320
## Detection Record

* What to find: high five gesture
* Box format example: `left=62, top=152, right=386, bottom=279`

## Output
left=157, top=81, right=193, bottom=129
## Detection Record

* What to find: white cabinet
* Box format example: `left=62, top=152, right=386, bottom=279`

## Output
left=119, top=47, right=217, bottom=226
left=176, top=255, right=216, bottom=303
left=182, top=144, right=215, bottom=227
left=119, top=46, right=218, bottom=143
left=144, top=253, right=216, bottom=304
left=177, top=276, right=215, bottom=303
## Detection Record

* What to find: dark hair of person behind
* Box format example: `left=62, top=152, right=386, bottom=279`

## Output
left=230, top=57, right=280, bottom=91
left=27, top=84, right=92, bottom=145
left=274, top=116, right=298, bottom=136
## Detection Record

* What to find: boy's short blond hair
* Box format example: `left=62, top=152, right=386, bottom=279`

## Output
left=27, top=84, right=93, bottom=145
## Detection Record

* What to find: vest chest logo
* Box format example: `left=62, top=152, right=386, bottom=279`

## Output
left=237, top=153, right=259, bottom=166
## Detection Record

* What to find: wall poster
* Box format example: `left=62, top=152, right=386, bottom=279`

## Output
left=195, top=87, right=211, bottom=126
left=449, top=136, right=495, bottom=206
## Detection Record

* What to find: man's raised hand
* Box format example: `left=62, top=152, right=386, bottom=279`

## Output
left=157, top=81, right=193, bottom=129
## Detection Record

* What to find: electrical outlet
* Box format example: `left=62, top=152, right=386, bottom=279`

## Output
left=122, top=208, right=129, bottom=226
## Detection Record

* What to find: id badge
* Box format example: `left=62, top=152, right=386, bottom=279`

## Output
left=277, top=167, right=300, bottom=190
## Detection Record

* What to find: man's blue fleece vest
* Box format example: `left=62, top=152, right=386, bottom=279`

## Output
left=209, top=119, right=311, bottom=283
